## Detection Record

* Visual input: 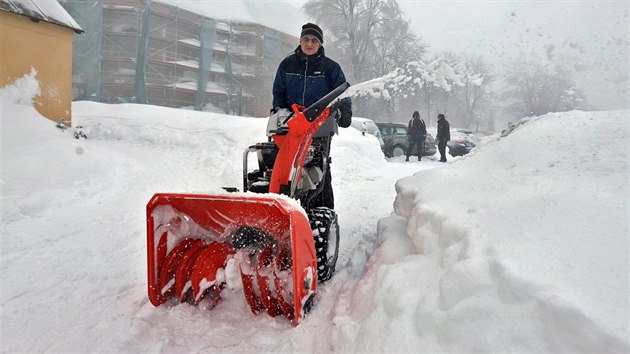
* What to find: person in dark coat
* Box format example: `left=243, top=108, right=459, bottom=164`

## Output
left=406, top=111, right=427, bottom=162
left=271, top=22, right=352, bottom=210
left=436, top=113, right=450, bottom=162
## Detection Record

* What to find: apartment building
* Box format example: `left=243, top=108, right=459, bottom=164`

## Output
left=66, top=0, right=297, bottom=116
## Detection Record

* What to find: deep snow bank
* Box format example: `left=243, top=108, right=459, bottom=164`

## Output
left=332, top=110, right=629, bottom=352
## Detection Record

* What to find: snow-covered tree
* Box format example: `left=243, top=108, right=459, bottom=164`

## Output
left=344, top=56, right=472, bottom=123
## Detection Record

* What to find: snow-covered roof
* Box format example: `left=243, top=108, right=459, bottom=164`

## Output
left=0, top=0, right=83, bottom=33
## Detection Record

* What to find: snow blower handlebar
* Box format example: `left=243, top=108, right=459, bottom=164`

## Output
left=303, top=82, right=351, bottom=122
left=242, top=82, right=350, bottom=195
left=271, top=82, right=350, bottom=197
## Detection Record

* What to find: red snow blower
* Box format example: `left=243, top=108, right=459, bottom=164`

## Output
left=146, top=82, right=349, bottom=323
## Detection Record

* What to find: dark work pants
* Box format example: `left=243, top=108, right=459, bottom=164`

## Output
left=305, top=166, right=334, bottom=210
left=407, top=138, right=425, bottom=159
left=438, top=142, right=448, bottom=162
left=321, top=167, right=334, bottom=209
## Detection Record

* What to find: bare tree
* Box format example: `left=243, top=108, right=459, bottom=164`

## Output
left=458, top=55, right=493, bottom=129
left=503, top=58, right=587, bottom=117
left=303, top=0, right=425, bottom=83
left=365, top=2, right=425, bottom=77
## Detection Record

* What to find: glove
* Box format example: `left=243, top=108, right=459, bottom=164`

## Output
left=336, top=97, right=352, bottom=128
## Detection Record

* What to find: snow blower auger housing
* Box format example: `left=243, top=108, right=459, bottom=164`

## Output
left=147, top=82, right=350, bottom=324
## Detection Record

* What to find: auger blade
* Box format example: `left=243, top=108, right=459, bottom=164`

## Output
left=274, top=247, right=295, bottom=320
left=255, top=245, right=283, bottom=317
left=239, top=250, right=264, bottom=315
left=191, top=242, right=235, bottom=304
left=174, top=240, right=208, bottom=302
left=158, top=238, right=199, bottom=297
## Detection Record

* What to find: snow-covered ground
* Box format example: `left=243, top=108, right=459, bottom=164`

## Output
left=1, top=73, right=628, bottom=352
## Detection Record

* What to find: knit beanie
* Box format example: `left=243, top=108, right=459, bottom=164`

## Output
left=300, top=23, right=323, bottom=44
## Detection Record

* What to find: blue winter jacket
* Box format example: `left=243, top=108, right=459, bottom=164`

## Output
left=272, top=46, right=351, bottom=133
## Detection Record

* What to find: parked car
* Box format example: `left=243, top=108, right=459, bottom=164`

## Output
left=447, top=129, right=479, bottom=156
left=375, top=122, right=437, bottom=158
left=350, top=117, right=384, bottom=147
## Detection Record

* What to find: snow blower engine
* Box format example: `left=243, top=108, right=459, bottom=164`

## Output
left=146, top=82, right=350, bottom=324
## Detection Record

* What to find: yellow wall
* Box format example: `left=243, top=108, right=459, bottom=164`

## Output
left=0, top=11, right=75, bottom=125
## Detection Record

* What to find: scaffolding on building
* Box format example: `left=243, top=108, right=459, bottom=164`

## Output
left=64, top=0, right=296, bottom=117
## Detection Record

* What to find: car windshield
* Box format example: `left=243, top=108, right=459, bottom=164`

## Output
left=364, top=122, right=379, bottom=135
left=377, top=124, right=407, bottom=135
left=393, top=126, right=407, bottom=135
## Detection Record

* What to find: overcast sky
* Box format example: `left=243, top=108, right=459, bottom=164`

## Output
left=396, top=1, right=629, bottom=109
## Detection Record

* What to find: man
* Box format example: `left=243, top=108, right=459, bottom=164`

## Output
left=271, top=22, right=352, bottom=210
left=436, top=113, right=450, bottom=162
left=406, top=111, right=427, bottom=162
